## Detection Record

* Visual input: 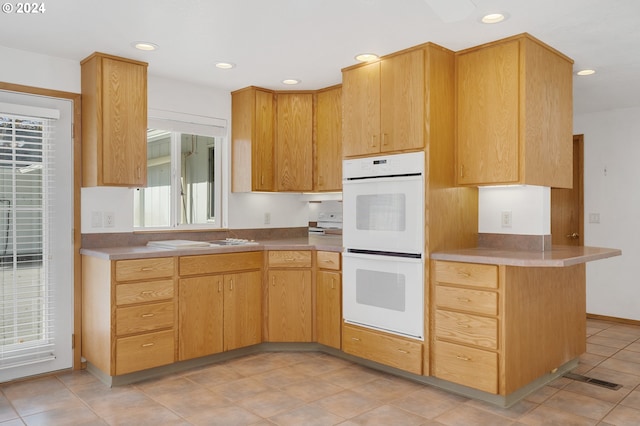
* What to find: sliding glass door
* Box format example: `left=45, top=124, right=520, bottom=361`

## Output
left=0, top=91, right=73, bottom=382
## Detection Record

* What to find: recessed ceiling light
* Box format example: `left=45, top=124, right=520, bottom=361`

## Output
left=282, top=79, right=301, bottom=85
left=481, top=13, right=506, bottom=24
left=577, top=69, right=596, bottom=76
left=215, top=62, right=235, bottom=69
left=132, top=41, right=158, bottom=51
left=355, top=53, right=379, bottom=62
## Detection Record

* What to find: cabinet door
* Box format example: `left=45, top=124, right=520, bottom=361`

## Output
left=315, top=87, right=342, bottom=191
left=342, top=62, right=381, bottom=157
left=178, top=276, right=223, bottom=360
left=223, top=271, right=262, bottom=351
left=316, top=270, right=341, bottom=349
left=380, top=49, right=425, bottom=152
left=456, top=40, right=520, bottom=185
left=231, top=88, right=275, bottom=192
left=253, top=89, right=275, bottom=191
left=101, top=57, right=147, bottom=186
left=267, top=270, right=312, bottom=342
left=276, top=93, right=313, bottom=191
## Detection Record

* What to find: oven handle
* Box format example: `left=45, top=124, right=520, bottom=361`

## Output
left=343, top=250, right=424, bottom=264
left=342, top=174, right=423, bottom=185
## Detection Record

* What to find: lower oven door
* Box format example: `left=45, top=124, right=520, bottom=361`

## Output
left=342, top=251, right=424, bottom=340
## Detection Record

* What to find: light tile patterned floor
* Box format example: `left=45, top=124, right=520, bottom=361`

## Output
left=1, top=318, right=640, bottom=425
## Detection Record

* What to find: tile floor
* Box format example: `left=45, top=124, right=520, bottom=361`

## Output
left=1, top=318, right=640, bottom=425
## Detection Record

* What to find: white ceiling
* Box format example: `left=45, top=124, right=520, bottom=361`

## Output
left=1, top=0, right=639, bottom=115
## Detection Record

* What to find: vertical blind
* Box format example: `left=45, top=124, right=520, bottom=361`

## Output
left=0, top=108, right=57, bottom=369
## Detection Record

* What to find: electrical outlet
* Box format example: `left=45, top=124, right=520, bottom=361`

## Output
left=589, top=213, right=600, bottom=223
left=501, top=211, right=512, bottom=228
left=91, top=211, right=102, bottom=228
left=264, top=212, right=271, bottom=225
left=104, top=212, right=115, bottom=228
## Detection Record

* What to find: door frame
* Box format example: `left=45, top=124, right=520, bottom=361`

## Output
left=0, top=82, right=82, bottom=371
left=551, top=134, right=584, bottom=246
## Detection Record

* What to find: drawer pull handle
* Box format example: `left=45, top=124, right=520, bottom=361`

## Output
left=457, top=323, right=471, bottom=328
left=140, top=290, right=154, bottom=295
left=322, top=259, right=333, bottom=263
left=351, top=337, right=361, bottom=342
left=141, top=343, right=155, bottom=348
left=331, top=278, right=335, bottom=290
left=230, top=279, right=234, bottom=291
left=140, top=267, right=154, bottom=272
left=456, top=355, right=471, bottom=361
left=457, top=297, right=471, bottom=303
left=397, top=349, right=409, bottom=354
left=285, top=258, right=296, bottom=262
left=457, top=272, right=471, bottom=278
left=141, top=313, right=155, bottom=318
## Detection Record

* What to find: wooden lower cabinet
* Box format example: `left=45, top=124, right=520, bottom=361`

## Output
left=178, top=252, right=262, bottom=361
left=342, top=323, right=423, bottom=375
left=316, top=251, right=341, bottom=349
left=266, top=250, right=313, bottom=342
left=115, top=330, right=175, bottom=376
left=432, top=260, right=586, bottom=395
left=81, top=255, right=177, bottom=377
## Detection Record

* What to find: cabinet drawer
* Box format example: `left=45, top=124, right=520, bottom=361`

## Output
left=115, top=257, right=175, bottom=282
left=115, top=329, right=175, bottom=375
left=268, top=250, right=312, bottom=268
left=342, top=324, right=422, bottom=375
left=434, top=261, right=498, bottom=289
left=116, top=302, right=174, bottom=336
left=316, top=251, right=341, bottom=270
left=435, top=310, right=498, bottom=349
left=435, top=286, right=498, bottom=316
left=434, top=340, right=498, bottom=394
left=179, top=251, right=262, bottom=276
left=116, top=280, right=174, bottom=306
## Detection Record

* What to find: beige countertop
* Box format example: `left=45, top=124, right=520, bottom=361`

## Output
left=430, top=245, right=621, bottom=267
left=80, top=235, right=344, bottom=260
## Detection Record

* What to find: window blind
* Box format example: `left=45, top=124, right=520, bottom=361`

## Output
left=0, top=110, right=56, bottom=369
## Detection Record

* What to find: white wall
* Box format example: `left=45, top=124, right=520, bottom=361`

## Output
left=0, top=45, right=80, bottom=93
left=575, top=107, right=639, bottom=321
left=478, top=186, right=550, bottom=235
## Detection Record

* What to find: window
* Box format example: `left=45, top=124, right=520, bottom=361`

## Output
left=134, top=111, right=225, bottom=229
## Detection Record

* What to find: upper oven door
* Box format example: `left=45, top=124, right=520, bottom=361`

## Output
left=343, top=174, right=424, bottom=254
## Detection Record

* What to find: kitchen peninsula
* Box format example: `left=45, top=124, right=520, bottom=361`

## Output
left=429, top=244, right=621, bottom=405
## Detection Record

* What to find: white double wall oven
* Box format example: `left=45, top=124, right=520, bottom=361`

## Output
left=342, top=152, right=425, bottom=340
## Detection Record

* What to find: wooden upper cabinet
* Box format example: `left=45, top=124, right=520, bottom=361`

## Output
left=275, top=92, right=313, bottom=191
left=81, top=52, right=148, bottom=187
left=314, top=86, right=342, bottom=191
left=456, top=33, right=574, bottom=188
left=342, top=62, right=381, bottom=156
left=231, top=87, right=275, bottom=192
left=342, top=48, right=425, bottom=157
